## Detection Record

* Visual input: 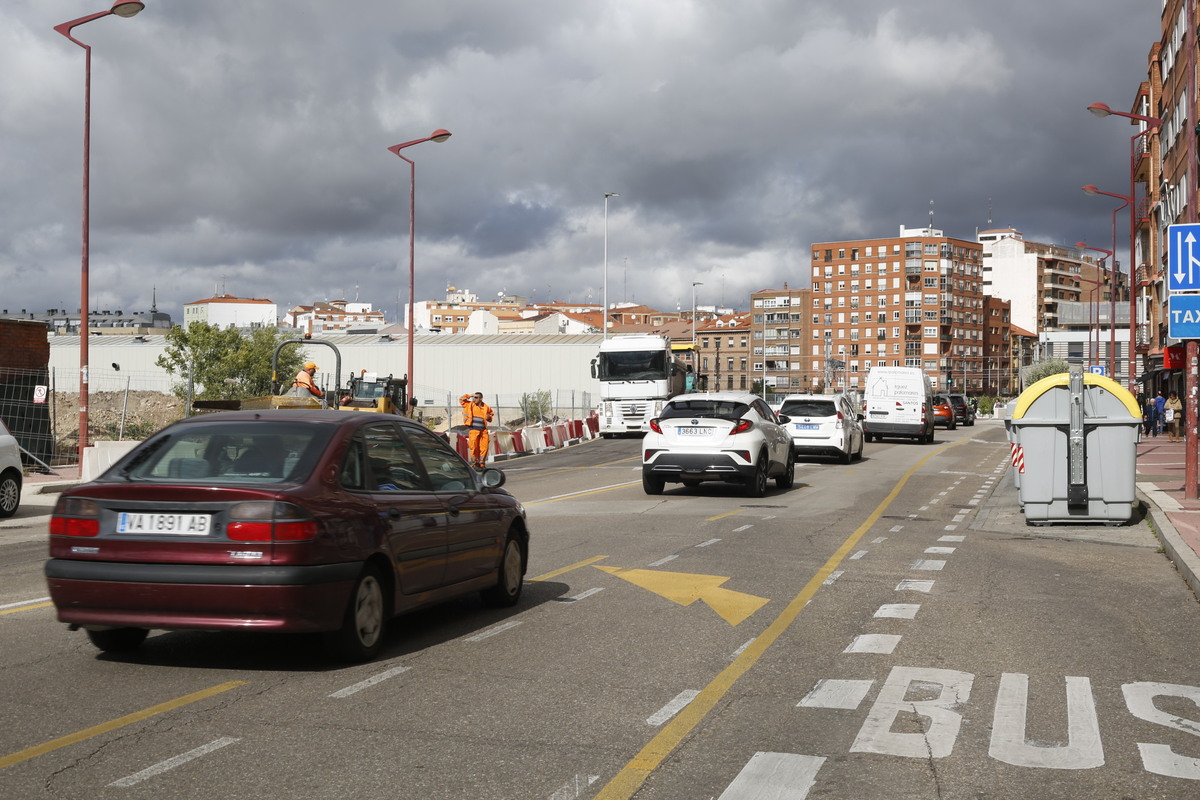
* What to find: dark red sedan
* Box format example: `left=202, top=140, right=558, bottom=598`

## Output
left=45, top=410, right=529, bottom=662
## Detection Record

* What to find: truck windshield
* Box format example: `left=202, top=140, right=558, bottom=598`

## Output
left=597, top=350, right=668, bottom=381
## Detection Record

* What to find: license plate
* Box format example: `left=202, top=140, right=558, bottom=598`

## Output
left=677, top=427, right=710, bottom=436
left=794, top=424, right=819, bottom=431
left=117, top=512, right=212, bottom=535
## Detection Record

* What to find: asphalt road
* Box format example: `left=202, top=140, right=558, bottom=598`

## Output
left=1, top=421, right=1199, bottom=799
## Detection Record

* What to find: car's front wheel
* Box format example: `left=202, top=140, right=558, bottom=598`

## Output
left=744, top=453, right=769, bottom=498
left=326, top=565, right=387, bottom=662
left=775, top=449, right=795, bottom=489
left=482, top=535, right=525, bottom=608
left=0, top=473, right=19, bottom=518
left=86, top=627, right=148, bottom=653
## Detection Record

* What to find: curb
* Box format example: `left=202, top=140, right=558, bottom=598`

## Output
left=1138, top=487, right=1200, bottom=600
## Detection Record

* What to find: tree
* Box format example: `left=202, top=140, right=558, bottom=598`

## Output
left=1021, top=358, right=1070, bottom=389
left=156, top=323, right=307, bottom=400
left=519, top=390, right=552, bottom=425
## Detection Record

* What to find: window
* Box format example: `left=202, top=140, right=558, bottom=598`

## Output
left=405, top=425, right=475, bottom=492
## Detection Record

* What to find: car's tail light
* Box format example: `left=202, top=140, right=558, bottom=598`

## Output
left=836, top=411, right=844, bottom=421
left=732, top=419, right=753, bottom=434
left=50, top=497, right=100, bottom=537
left=649, top=418, right=663, bottom=434
left=226, top=501, right=317, bottom=542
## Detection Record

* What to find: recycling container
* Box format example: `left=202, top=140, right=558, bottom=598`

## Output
left=1010, top=368, right=1142, bottom=524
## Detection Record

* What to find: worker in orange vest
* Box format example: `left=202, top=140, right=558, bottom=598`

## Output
left=293, top=362, right=323, bottom=398
left=459, top=392, right=494, bottom=469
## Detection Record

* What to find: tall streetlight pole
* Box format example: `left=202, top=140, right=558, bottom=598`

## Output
left=691, top=281, right=703, bottom=381
left=387, top=129, right=451, bottom=413
left=54, top=0, right=146, bottom=465
left=1080, top=185, right=1131, bottom=379
left=602, top=192, right=619, bottom=340
left=1075, top=241, right=1115, bottom=376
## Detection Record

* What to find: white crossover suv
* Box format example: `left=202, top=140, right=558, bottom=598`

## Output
left=641, top=392, right=795, bottom=497
left=0, top=418, right=23, bottom=518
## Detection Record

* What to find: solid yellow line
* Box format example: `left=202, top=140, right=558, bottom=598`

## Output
left=0, top=681, right=247, bottom=770
left=705, top=510, right=745, bottom=522
left=530, top=555, right=608, bottom=582
left=592, top=440, right=965, bottom=799
left=0, top=602, right=53, bottom=616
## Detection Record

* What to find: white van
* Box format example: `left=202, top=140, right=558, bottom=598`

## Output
left=862, top=367, right=934, bottom=444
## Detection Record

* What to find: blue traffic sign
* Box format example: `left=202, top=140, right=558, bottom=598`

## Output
left=1089, top=365, right=1106, bottom=375
left=1168, top=223, right=1200, bottom=291
left=1168, top=293, right=1200, bottom=339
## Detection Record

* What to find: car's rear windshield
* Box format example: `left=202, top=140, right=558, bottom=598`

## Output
left=780, top=400, right=837, bottom=417
left=111, top=420, right=336, bottom=484
left=661, top=400, right=750, bottom=421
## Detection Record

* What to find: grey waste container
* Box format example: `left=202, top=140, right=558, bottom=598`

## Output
left=1010, top=368, right=1142, bottom=524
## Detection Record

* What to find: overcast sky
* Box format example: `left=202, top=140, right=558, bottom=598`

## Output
left=0, top=1, right=1161, bottom=324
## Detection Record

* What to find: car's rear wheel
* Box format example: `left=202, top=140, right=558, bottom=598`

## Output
left=840, top=443, right=852, bottom=464
left=775, top=449, right=795, bottom=489
left=948, top=419, right=956, bottom=430
left=853, top=438, right=864, bottom=461
left=745, top=453, right=769, bottom=497
left=0, top=473, right=19, bottom=518
left=642, top=472, right=665, bottom=495
left=86, top=627, right=148, bottom=653
left=482, top=536, right=525, bottom=608
left=326, top=565, right=387, bottom=662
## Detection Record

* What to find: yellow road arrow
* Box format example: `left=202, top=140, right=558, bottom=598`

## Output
left=595, top=565, right=769, bottom=625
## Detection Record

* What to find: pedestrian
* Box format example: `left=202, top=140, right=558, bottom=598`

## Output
left=1166, top=391, right=1184, bottom=442
left=1155, top=391, right=1167, bottom=437
left=293, top=361, right=323, bottom=399
left=1143, top=394, right=1158, bottom=437
left=459, top=391, right=495, bottom=469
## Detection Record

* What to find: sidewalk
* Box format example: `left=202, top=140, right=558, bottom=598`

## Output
left=1135, top=436, right=1200, bottom=599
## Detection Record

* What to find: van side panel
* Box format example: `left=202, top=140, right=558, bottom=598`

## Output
left=863, top=367, right=934, bottom=441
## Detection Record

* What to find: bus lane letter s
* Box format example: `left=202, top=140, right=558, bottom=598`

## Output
left=1122, top=682, right=1200, bottom=780
left=851, top=666, right=973, bottom=759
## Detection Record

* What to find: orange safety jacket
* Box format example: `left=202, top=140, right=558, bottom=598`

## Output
left=459, top=395, right=494, bottom=429
left=294, top=369, right=323, bottom=398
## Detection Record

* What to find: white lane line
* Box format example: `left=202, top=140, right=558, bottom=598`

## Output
left=717, top=752, right=825, bottom=800
left=925, top=546, right=956, bottom=555
left=731, top=525, right=753, bottom=533
left=871, top=537, right=888, bottom=544
left=647, top=689, right=701, bottom=726
left=912, top=559, right=946, bottom=571
left=844, top=634, right=901, bottom=654
left=896, top=579, right=935, bottom=592
left=466, top=620, right=523, bottom=642
left=798, top=679, right=874, bottom=709
left=939, top=535, right=966, bottom=543
left=731, top=639, right=755, bottom=659
left=0, top=597, right=50, bottom=610
left=565, top=587, right=605, bottom=602
left=849, top=550, right=869, bottom=560
left=108, top=737, right=240, bottom=787
left=696, top=538, right=722, bottom=548
left=823, top=570, right=844, bottom=586
left=548, top=774, right=601, bottom=799
left=762, top=515, right=777, bottom=520
left=329, top=665, right=412, bottom=698
left=874, top=603, right=920, bottom=619
left=889, top=525, right=904, bottom=532
left=647, top=554, right=678, bottom=567
left=527, top=481, right=641, bottom=504
left=943, top=524, right=958, bottom=531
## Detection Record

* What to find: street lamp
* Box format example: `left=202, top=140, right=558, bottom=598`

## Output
left=1075, top=240, right=1115, bottom=375
left=691, top=281, right=703, bottom=377
left=387, top=129, right=452, bottom=413
left=602, top=192, right=619, bottom=340
left=1081, top=183, right=1132, bottom=379
left=55, top=0, right=145, bottom=464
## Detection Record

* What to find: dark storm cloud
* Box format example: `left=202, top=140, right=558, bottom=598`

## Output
left=0, top=1, right=1160, bottom=321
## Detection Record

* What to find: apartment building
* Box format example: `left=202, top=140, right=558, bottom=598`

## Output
left=750, top=286, right=812, bottom=398
left=983, top=296, right=1014, bottom=395
left=695, top=313, right=752, bottom=392
left=810, top=226, right=984, bottom=393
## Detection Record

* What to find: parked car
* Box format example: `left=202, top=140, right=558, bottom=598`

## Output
left=0, top=418, right=22, bottom=518
left=778, top=393, right=864, bottom=464
left=948, top=393, right=976, bottom=426
left=641, top=392, right=795, bottom=497
left=44, top=410, right=530, bottom=662
left=931, top=394, right=957, bottom=430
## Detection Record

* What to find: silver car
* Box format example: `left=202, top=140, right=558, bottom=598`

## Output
left=778, top=393, right=865, bottom=464
left=641, top=392, right=795, bottom=497
left=0, top=418, right=22, bottom=518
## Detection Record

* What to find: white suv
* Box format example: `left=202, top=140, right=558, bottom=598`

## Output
left=778, top=393, right=864, bottom=464
left=641, top=392, right=795, bottom=497
left=0, top=418, right=22, bottom=518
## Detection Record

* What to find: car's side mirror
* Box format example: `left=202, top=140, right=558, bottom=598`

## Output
left=776, top=414, right=791, bottom=424
left=481, top=468, right=506, bottom=488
